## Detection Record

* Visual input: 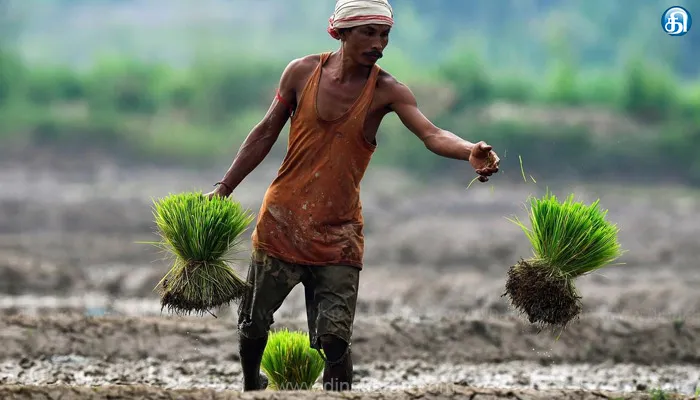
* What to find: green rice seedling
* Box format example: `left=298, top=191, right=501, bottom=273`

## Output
left=504, top=191, right=624, bottom=328
left=261, top=329, right=325, bottom=391
left=148, top=191, right=255, bottom=316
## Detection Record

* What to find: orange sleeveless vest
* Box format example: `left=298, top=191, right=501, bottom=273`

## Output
left=251, top=52, right=379, bottom=269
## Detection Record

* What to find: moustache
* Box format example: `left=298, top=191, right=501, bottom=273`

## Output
left=364, top=51, right=383, bottom=58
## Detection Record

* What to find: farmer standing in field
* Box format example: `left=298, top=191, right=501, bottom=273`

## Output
left=207, top=0, right=500, bottom=392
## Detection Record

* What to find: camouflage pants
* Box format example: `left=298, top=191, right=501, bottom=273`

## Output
left=237, top=249, right=360, bottom=350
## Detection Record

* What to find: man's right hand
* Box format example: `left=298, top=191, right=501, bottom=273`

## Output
left=205, top=183, right=232, bottom=199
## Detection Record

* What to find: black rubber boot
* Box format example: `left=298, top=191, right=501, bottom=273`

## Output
left=239, top=334, right=269, bottom=391
left=320, top=335, right=353, bottom=391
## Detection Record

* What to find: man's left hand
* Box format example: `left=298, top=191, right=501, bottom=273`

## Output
left=469, top=141, right=500, bottom=182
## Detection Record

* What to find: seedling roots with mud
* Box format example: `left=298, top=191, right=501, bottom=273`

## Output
left=504, top=191, right=624, bottom=329
left=146, top=191, right=255, bottom=316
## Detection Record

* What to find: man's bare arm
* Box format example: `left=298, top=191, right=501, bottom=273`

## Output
left=214, top=59, right=301, bottom=196
left=388, top=79, right=499, bottom=177
left=388, top=81, right=477, bottom=160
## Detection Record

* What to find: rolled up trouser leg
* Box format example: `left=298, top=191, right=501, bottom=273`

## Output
left=237, top=250, right=304, bottom=391
left=304, top=264, right=360, bottom=391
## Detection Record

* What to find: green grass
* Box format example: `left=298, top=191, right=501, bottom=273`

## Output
left=650, top=388, right=670, bottom=400
left=647, top=387, right=695, bottom=399
left=261, top=329, right=325, bottom=391
left=146, top=191, right=255, bottom=316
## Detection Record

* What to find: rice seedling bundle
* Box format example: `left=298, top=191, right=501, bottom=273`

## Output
left=149, top=191, right=255, bottom=316
left=261, top=329, right=325, bottom=391
left=504, top=191, right=624, bottom=328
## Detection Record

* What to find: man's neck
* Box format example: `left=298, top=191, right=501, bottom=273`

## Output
left=330, top=48, right=372, bottom=83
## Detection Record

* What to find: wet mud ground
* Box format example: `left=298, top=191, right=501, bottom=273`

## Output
left=1, top=162, right=699, bottom=399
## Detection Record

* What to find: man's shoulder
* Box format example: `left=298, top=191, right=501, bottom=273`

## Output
left=286, top=53, right=324, bottom=76
left=375, top=67, right=412, bottom=101
left=376, top=67, right=396, bottom=83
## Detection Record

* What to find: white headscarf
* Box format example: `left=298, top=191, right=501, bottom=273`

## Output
left=327, top=0, right=394, bottom=39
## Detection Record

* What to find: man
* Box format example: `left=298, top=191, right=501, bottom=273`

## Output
left=207, top=0, right=500, bottom=392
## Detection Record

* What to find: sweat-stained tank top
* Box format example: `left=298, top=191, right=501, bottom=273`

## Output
left=250, top=52, right=380, bottom=269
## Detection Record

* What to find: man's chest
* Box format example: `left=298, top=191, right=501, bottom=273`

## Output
left=314, top=79, right=367, bottom=120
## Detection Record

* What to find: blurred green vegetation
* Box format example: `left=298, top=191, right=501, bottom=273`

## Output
left=1, top=0, right=699, bottom=186
left=1, top=47, right=699, bottom=185
left=1, top=47, right=698, bottom=185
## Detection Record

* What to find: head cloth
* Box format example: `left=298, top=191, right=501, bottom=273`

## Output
left=327, top=0, right=394, bottom=40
